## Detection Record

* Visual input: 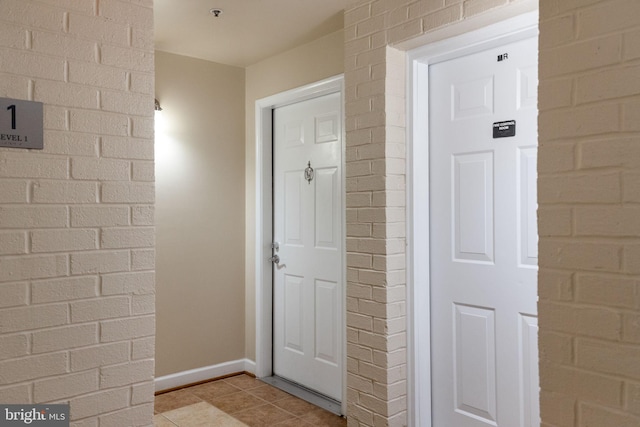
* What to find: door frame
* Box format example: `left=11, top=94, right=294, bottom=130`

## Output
left=406, top=10, right=539, bottom=427
left=254, top=75, right=346, bottom=413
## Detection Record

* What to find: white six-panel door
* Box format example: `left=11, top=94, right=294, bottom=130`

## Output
left=272, top=92, right=343, bottom=401
left=429, top=37, right=539, bottom=426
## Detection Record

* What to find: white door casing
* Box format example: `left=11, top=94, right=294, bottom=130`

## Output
left=254, top=77, right=346, bottom=413
left=406, top=10, right=539, bottom=427
left=429, top=36, right=539, bottom=427
left=272, top=92, right=343, bottom=401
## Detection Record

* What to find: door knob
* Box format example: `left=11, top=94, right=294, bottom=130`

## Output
left=269, top=255, right=280, bottom=264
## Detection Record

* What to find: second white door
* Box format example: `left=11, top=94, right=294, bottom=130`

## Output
left=272, top=92, right=343, bottom=402
left=429, top=37, right=539, bottom=426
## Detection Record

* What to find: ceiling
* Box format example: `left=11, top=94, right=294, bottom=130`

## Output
left=153, top=0, right=346, bottom=68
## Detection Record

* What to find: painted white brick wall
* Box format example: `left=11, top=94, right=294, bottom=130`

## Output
left=539, top=1, right=640, bottom=426
left=346, top=0, right=640, bottom=426
left=0, top=1, right=155, bottom=427
left=344, top=1, right=523, bottom=425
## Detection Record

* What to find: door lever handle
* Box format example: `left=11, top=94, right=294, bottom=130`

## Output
left=269, top=255, right=280, bottom=264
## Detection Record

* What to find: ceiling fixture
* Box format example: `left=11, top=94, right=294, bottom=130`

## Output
left=210, top=8, right=223, bottom=17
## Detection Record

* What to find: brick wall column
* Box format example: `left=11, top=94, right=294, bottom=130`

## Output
left=538, top=1, right=640, bottom=426
left=345, top=2, right=408, bottom=425
left=0, top=1, right=156, bottom=425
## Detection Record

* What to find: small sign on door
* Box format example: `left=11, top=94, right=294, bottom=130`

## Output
left=0, top=97, right=44, bottom=149
left=493, top=120, right=516, bottom=138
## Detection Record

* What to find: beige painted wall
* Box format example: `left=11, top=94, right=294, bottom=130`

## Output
left=155, top=51, right=246, bottom=376
left=244, top=29, right=345, bottom=360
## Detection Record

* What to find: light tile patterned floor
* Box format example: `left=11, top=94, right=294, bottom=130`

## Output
left=154, top=374, right=347, bottom=427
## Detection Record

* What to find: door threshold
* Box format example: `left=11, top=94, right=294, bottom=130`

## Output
left=260, top=375, right=342, bottom=416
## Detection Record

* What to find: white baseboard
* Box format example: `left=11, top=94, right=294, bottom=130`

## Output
left=155, top=358, right=257, bottom=392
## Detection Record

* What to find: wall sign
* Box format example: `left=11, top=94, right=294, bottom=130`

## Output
left=493, top=120, right=516, bottom=138
left=0, top=97, right=43, bottom=149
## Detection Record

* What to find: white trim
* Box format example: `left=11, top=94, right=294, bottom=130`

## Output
left=154, top=359, right=256, bottom=393
left=406, top=9, right=539, bottom=427
left=254, top=75, right=347, bottom=415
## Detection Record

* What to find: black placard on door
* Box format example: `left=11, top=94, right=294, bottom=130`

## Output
left=493, top=120, right=516, bottom=138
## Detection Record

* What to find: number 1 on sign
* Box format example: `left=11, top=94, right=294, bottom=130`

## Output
left=7, top=105, right=16, bottom=130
